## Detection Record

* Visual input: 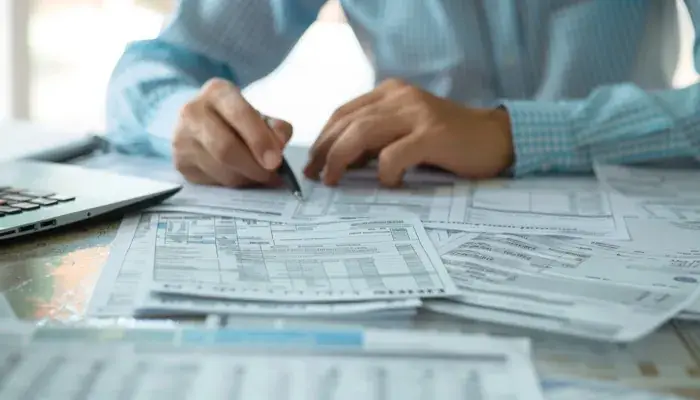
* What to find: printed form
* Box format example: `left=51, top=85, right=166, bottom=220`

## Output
left=87, top=213, right=421, bottom=317
left=88, top=212, right=454, bottom=317
left=0, top=330, right=543, bottom=400
left=425, top=217, right=700, bottom=342
left=154, top=167, right=629, bottom=239
left=595, top=163, right=700, bottom=199
left=597, top=163, right=700, bottom=221
left=140, top=212, right=457, bottom=302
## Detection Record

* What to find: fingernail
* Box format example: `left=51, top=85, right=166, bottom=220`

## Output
left=262, top=150, right=281, bottom=170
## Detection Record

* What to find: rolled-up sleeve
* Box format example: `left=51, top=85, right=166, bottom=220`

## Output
left=501, top=0, right=700, bottom=176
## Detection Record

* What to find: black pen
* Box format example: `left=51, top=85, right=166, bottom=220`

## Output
left=277, top=157, right=304, bottom=201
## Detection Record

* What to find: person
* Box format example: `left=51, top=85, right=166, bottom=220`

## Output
left=105, top=0, right=700, bottom=188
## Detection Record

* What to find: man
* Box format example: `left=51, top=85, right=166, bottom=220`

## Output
left=105, top=0, right=699, bottom=188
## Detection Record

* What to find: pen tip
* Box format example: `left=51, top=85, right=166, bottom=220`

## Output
left=294, top=191, right=304, bottom=201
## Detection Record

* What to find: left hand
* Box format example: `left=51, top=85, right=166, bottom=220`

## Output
left=304, top=79, right=515, bottom=187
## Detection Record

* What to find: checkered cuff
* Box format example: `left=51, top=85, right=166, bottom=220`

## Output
left=500, top=99, right=590, bottom=176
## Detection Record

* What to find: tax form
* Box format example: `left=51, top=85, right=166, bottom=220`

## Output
left=0, top=329, right=544, bottom=400
left=425, top=217, right=700, bottom=342
left=139, top=212, right=457, bottom=302
left=595, top=163, right=700, bottom=199
left=596, top=163, right=700, bottom=221
left=157, top=166, right=628, bottom=239
left=426, top=228, right=466, bottom=248
left=292, top=171, right=629, bottom=239
left=87, top=214, right=431, bottom=317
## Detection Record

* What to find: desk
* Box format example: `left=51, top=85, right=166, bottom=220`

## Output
left=2, top=155, right=700, bottom=399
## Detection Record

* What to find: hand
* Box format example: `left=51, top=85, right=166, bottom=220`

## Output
left=304, top=79, right=515, bottom=187
left=172, top=78, right=293, bottom=188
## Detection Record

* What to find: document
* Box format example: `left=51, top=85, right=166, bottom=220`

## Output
left=137, top=212, right=457, bottom=302
left=156, top=183, right=299, bottom=220
left=541, top=379, right=685, bottom=400
left=289, top=171, right=627, bottom=239
left=425, top=228, right=466, bottom=248
left=0, top=329, right=544, bottom=400
left=150, top=166, right=628, bottom=239
left=425, top=217, right=700, bottom=342
left=138, top=292, right=422, bottom=318
left=595, top=163, right=700, bottom=199
left=88, top=214, right=438, bottom=317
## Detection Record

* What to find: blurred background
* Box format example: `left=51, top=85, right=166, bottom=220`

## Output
left=0, top=0, right=698, bottom=140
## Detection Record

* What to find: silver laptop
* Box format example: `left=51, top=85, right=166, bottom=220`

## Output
left=0, top=160, right=181, bottom=240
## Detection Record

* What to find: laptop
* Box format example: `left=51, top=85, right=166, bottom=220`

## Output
left=0, top=160, right=181, bottom=240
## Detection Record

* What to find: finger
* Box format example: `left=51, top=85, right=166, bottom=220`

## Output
left=318, top=89, right=386, bottom=136
left=317, top=78, right=405, bottom=135
left=203, top=79, right=282, bottom=170
left=263, top=116, right=294, bottom=145
left=349, top=153, right=374, bottom=169
left=321, top=116, right=405, bottom=186
left=177, top=163, right=220, bottom=186
left=194, top=141, right=281, bottom=188
left=377, top=132, right=427, bottom=187
left=306, top=101, right=401, bottom=179
left=195, top=108, right=278, bottom=184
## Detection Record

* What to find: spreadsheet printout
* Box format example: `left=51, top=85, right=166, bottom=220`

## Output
left=0, top=331, right=543, bottom=400
left=118, top=212, right=458, bottom=303
left=87, top=214, right=424, bottom=317
left=426, top=217, right=700, bottom=342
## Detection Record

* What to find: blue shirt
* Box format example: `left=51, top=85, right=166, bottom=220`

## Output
left=105, top=0, right=700, bottom=176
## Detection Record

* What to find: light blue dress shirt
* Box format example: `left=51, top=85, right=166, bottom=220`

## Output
left=105, top=0, right=700, bottom=176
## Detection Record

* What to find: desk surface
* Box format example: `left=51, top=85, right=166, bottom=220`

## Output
left=2, top=155, right=700, bottom=399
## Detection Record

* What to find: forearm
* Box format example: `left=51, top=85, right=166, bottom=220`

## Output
left=104, top=0, right=321, bottom=158
left=105, top=39, right=235, bottom=157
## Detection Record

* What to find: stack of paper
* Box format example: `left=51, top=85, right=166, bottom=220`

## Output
left=84, top=156, right=700, bottom=343
left=87, top=212, right=459, bottom=320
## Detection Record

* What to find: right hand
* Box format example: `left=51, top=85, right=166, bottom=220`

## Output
left=172, top=78, right=293, bottom=188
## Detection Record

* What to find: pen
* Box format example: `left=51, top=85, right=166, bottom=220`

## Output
left=277, top=156, right=304, bottom=201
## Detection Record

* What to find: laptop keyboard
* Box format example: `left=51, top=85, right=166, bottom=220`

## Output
left=0, top=187, right=75, bottom=216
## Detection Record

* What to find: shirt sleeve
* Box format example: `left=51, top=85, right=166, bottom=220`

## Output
left=104, top=0, right=324, bottom=157
left=500, top=1, right=700, bottom=176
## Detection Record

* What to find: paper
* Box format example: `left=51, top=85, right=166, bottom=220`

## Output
left=541, top=379, right=685, bottom=400
left=599, top=164, right=700, bottom=222
left=0, top=329, right=544, bottom=400
left=425, top=217, right=700, bottom=341
left=151, top=167, right=628, bottom=239
left=87, top=214, right=434, bottom=317
left=288, top=171, right=629, bottom=239
left=137, top=212, right=457, bottom=302
left=138, top=291, right=422, bottom=318
left=156, top=184, right=299, bottom=220
left=425, top=228, right=466, bottom=248
left=88, top=212, right=456, bottom=317
left=595, top=163, right=700, bottom=199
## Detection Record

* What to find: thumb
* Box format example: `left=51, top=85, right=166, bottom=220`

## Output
left=264, top=117, right=293, bottom=145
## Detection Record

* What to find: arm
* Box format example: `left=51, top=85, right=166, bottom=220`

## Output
left=105, top=0, right=324, bottom=157
left=501, top=1, right=700, bottom=176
